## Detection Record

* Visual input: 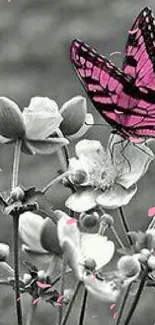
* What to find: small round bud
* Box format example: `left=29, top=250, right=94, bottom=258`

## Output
left=80, top=212, right=100, bottom=228
left=84, top=258, right=96, bottom=271
left=23, top=273, right=32, bottom=285
left=37, top=270, right=46, bottom=282
left=70, top=169, right=88, bottom=186
left=117, top=255, right=141, bottom=278
left=10, top=187, right=24, bottom=202
left=140, top=248, right=151, bottom=259
left=0, top=243, right=10, bottom=261
left=146, top=230, right=155, bottom=249
left=63, top=289, right=74, bottom=304
left=148, top=255, right=155, bottom=270
left=101, top=214, right=114, bottom=227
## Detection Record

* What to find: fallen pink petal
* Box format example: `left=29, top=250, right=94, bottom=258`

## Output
left=55, top=303, right=62, bottom=306
left=57, top=295, right=64, bottom=303
left=113, top=312, right=118, bottom=319
left=148, top=207, right=155, bottom=217
left=66, top=218, right=78, bottom=225
left=110, top=304, right=116, bottom=310
left=17, top=297, right=21, bottom=301
left=36, top=281, right=52, bottom=289
left=33, top=297, right=41, bottom=305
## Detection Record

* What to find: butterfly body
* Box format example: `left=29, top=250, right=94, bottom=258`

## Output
left=70, top=7, right=155, bottom=140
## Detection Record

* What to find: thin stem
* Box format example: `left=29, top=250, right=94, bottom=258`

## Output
left=117, top=207, right=132, bottom=246
left=115, top=283, right=132, bottom=325
left=11, top=140, right=22, bottom=325
left=42, top=171, right=69, bottom=194
left=60, top=282, right=82, bottom=325
left=58, top=256, right=67, bottom=325
left=25, top=298, right=37, bottom=325
left=51, top=270, right=72, bottom=286
left=78, top=289, right=88, bottom=325
left=111, top=226, right=126, bottom=250
left=123, top=266, right=149, bottom=325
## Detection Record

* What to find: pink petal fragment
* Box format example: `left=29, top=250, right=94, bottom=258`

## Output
left=129, top=136, right=144, bottom=143
left=33, top=297, right=41, bottom=305
left=110, top=304, right=115, bottom=310
left=148, top=207, right=155, bottom=217
left=110, top=51, right=121, bottom=56
left=113, top=312, right=118, bottom=319
left=17, top=297, right=21, bottom=301
left=91, top=275, right=96, bottom=283
left=55, top=302, right=62, bottom=306
left=36, top=281, right=52, bottom=289
left=0, top=169, right=2, bottom=172
left=66, top=218, right=78, bottom=225
left=128, top=28, right=139, bottom=35
left=57, top=295, right=64, bottom=303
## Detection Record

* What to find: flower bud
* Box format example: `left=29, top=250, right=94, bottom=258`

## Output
left=0, top=97, right=25, bottom=139
left=0, top=243, right=10, bottom=261
left=10, top=187, right=24, bottom=202
left=84, top=258, right=96, bottom=271
left=140, top=248, right=151, bottom=259
left=70, top=169, right=88, bottom=186
left=148, top=255, right=155, bottom=270
left=23, top=273, right=32, bottom=285
left=37, top=270, right=47, bottom=282
left=79, top=212, right=100, bottom=233
left=63, top=289, right=74, bottom=304
left=101, top=214, right=114, bottom=227
left=60, top=96, right=86, bottom=136
left=146, top=230, right=155, bottom=249
left=117, top=255, right=141, bottom=278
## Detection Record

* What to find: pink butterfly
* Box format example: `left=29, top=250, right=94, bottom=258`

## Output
left=70, top=7, right=155, bottom=140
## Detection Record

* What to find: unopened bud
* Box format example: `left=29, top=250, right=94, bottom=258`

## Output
left=117, top=255, right=141, bottom=278
left=70, top=169, right=88, bottom=186
left=23, top=273, right=32, bottom=285
left=148, top=255, right=155, bottom=270
left=84, top=258, right=96, bottom=271
left=146, top=230, right=155, bottom=249
left=101, top=214, right=114, bottom=227
left=80, top=212, right=100, bottom=228
left=37, top=270, right=47, bottom=282
left=140, top=248, right=151, bottom=259
left=0, top=243, right=10, bottom=261
left=10, top=187, right=24, bottom=202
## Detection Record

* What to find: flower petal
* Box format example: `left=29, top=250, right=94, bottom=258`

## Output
left=40, top=217, right=62, bottom=255
left=67, top=113, right=94, bottom=140
left=107, top=134, right=154, bottom=189
left=65, top=188, right=102, bottom=212
left=81, top=233, right=115, bottom=270
left=23, top=137, right=69, bottom=155
left=60, top=96, right=87, bottom=136
left=96, top=184, right=137, bottom=209
left=23, top=96, right=63, bottom=140
left=19, top=212, right=48, bottom=253
left=84, top=274, right=120, bottom=302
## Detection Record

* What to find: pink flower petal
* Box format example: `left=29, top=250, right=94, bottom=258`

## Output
left=55, top=302, right=62, bottom=306
left=66, top=218, right=78, bottom=225
left=36, top=281, right=52, bottom=289
left=33, top=297, right=41, bottom=305
left=110, top=304, right=115, bottom=309
left=128, top=28, right=139, bottom=34
left=113, top=311, right=118, bottom=319
left=110, top=51, right=121, bottom=56
left=17, top=297, right=21, bottom=301
left=0, top=169, right=2, bottom=172
left=91, top=275, right=96, bottom=283
left=148, top=207, right=155, bottom=217
left=57, top=295, right=64, bottom=303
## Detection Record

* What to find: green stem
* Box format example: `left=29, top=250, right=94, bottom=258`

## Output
left=78, top=289, right=88, bottom=325
left=25, top=298, right=37, bottom=325
left=123, top=266, right=149, bottom=325
left=60, top=282, right=82, bottom=325
left=58, top=256, right=67, bottom=325
left=117, top=207, right=132, bottom=246
left=111, top=226, right=126, bottom=250
left=115, top=283, right=132, bottom=325
left=42, top=171, right=69, bottom=194
left=12, top=140, right=23, bottom=325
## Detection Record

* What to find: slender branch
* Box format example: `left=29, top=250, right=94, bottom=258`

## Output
left=60, top=282, right=82, bottom=325
left=25, top=297, right=37, bottom=325
left=78, top=289, right=88, bottom=325
left=11, top=140, right=23, bottom=325
left=42, top=171, right=69, bottom=194
left=115, top=283, right=132, bottom=325
left=117, top=207, right=133, bottom=246
left=51, top=270, right=72, bottom=286
left=123, top=266, right=149, bottom=325
left=111, top=226, right=126, bottom=250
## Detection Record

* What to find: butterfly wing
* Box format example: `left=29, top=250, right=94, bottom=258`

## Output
left=123, top=7, right=155, bottom=91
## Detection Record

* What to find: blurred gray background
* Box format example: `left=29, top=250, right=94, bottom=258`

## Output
left=0, top=0, right=155, bottom=324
